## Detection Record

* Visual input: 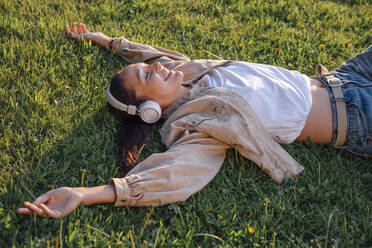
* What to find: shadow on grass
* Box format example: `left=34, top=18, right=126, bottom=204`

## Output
left=1, top=107, right=371, bottom=246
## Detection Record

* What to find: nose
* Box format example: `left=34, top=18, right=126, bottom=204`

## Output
left=151, top=62, right=162, bottom=73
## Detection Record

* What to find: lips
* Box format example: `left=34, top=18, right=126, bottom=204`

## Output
left=165, top=69, right=173, bottom=81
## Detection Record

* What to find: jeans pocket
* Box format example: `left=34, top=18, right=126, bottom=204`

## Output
left=346, top=103, right=367, bottom=146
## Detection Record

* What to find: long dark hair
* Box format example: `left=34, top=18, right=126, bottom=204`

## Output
left=108, top=69, right=153, bottom=175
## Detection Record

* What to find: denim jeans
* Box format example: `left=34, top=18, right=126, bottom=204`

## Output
left=321, top=45, right=372, bottom=156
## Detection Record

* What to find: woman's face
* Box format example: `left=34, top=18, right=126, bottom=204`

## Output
left=120, top=62, right=186, bottom=109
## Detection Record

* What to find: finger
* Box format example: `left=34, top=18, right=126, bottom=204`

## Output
left=17, top=207, right=33, bottom=215
left=71, top=22, right=77, bottom=33
left=24, top=202, right=44, bottom=216
left=82, top=23, right=89, bottom=33
left=34, top=193, right=50, bottom=205
left=40, top=203, right=61, bottom=218
left=78, top=23, right=82, bottom=34
left=65, top=25, right=71, bottom=36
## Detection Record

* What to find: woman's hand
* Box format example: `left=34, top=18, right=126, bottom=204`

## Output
left=17, top=187, right=83, bottom=218
left=65, top=22, right=97, bottom=43
left=65, top=22, right=112, bottom=49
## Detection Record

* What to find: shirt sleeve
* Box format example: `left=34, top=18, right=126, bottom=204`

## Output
left=109, top=131, right=229, bottom=207
left=110, top=36, right=191, bottom=66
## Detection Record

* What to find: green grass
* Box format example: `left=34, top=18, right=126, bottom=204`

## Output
left=1, top=0, right=371, bottom=246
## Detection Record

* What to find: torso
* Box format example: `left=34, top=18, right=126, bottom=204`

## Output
left=187, top=62, right=334, bottom=145
left=200, top=61, right=313, bottom=144
left=295, top=78, right=333, bottom=144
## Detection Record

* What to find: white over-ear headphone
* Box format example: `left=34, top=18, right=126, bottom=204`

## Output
left=106, top=84, right=162, bottom=123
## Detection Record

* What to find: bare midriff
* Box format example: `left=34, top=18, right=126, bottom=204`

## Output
left=295, top=78, right=334, bottom=144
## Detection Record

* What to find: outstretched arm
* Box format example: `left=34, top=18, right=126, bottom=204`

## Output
left=17, top=185, right=115, bottom=218
left=65, top=22, right=190, bottom=65
left=18, top=132, right=228, bottom=217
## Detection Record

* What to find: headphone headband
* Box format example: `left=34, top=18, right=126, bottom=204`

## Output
left=106, top=84, right=137, bottom=115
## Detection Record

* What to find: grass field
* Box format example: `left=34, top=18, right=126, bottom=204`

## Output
left=1, top=0, right=371, bottom=247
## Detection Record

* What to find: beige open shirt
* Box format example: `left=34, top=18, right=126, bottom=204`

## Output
left=108, top=37, right=304, bottom=207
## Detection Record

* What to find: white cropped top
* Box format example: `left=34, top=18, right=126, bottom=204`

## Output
left=201, top=61, right=312, bottom=144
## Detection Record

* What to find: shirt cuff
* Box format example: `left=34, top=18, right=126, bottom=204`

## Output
left=109, top=177, right=131, bottom=206
left=110, top=36, right=128, bottom=54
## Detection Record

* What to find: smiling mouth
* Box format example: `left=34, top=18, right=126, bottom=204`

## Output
left=165, top=70, right=173, bottom=80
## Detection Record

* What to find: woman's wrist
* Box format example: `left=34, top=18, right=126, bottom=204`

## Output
left=108, top=38, right=115, bottom=51
left=73, top=185, right=116, bottom=206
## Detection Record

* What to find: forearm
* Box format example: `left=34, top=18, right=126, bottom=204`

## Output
left=92, top=32, right=112, bottom=49
left=74, top=184, right=116, bottom=206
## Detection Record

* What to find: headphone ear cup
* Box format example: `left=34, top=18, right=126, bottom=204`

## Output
left=138, top=100, right=162, bottom=123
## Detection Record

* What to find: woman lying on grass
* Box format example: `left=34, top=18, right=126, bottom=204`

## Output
left=17, top=23, right=372, bottom=218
